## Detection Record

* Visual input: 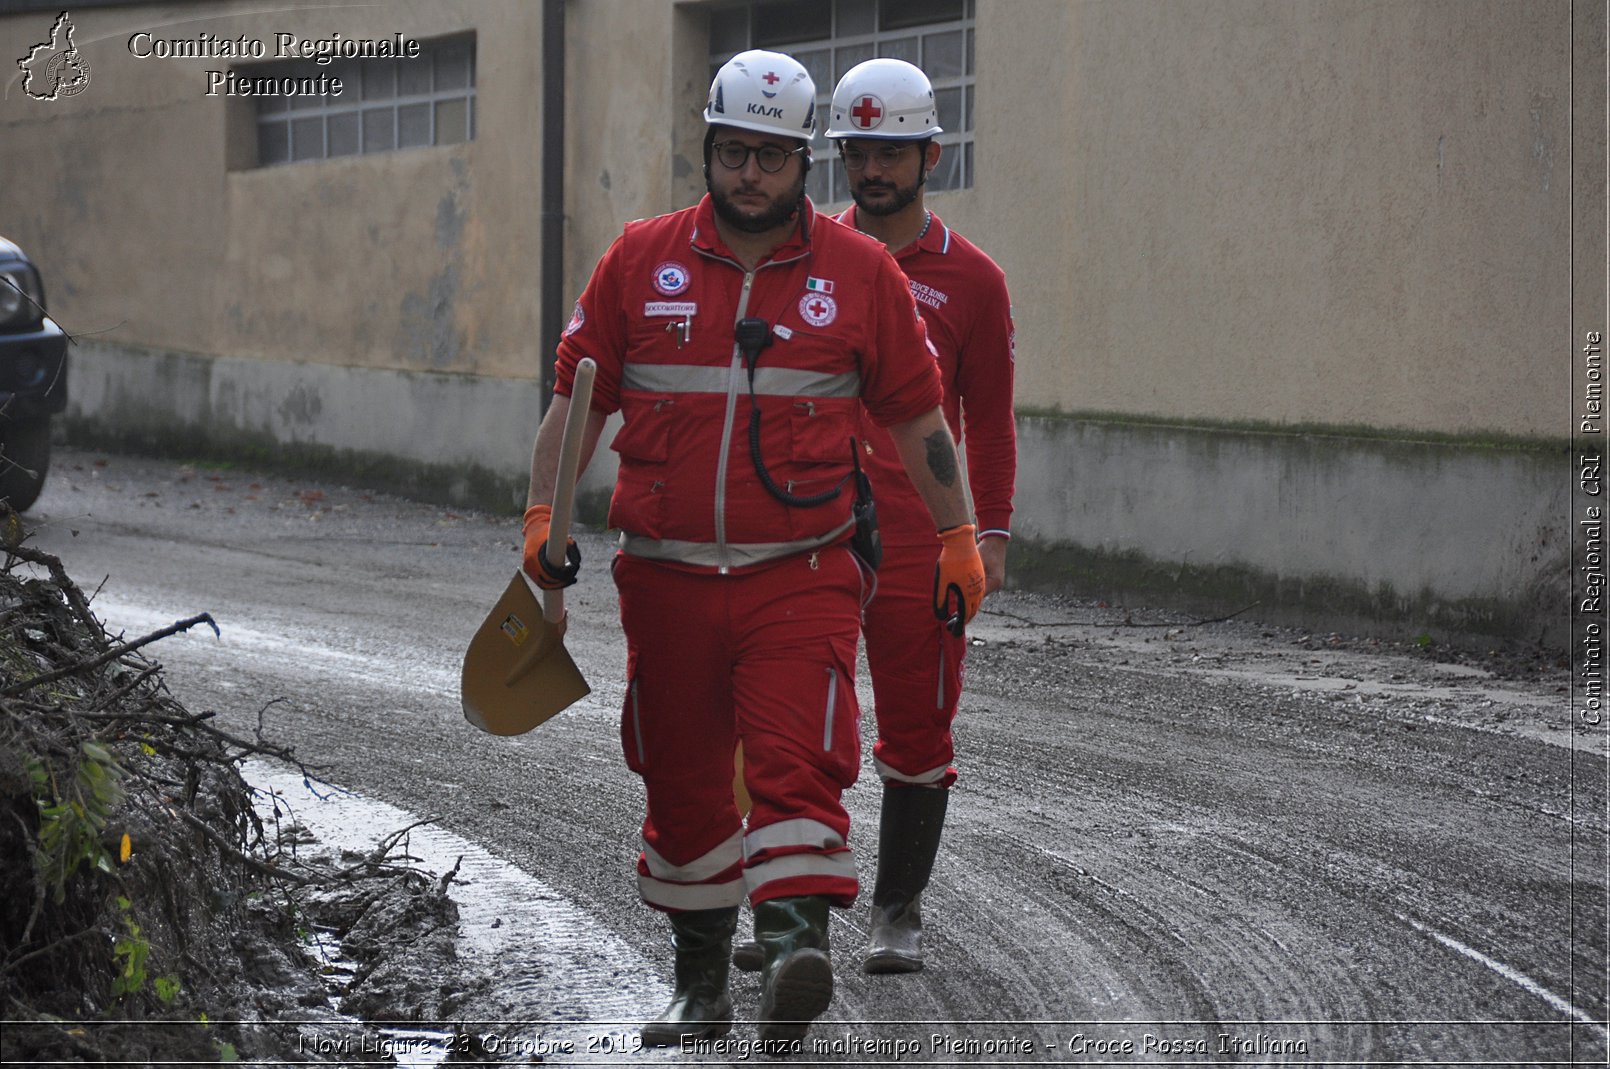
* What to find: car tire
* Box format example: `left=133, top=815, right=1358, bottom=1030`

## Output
left=0, top=416, right=52, bottom=512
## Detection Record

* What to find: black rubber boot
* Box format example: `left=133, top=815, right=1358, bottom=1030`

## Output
left=754, top=896, right=834, bottom=1052
left=863, top=784, right=948, bottom=974
left=640, top=907, right=739, bottom=1047
left=732, top=931, right=763, bottom=972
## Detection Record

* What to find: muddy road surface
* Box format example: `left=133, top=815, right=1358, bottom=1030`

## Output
left=23, top=447, right=1608, bottom=1066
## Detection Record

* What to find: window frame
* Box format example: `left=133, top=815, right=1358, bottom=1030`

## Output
left=250, top=33, right=476, bottom=168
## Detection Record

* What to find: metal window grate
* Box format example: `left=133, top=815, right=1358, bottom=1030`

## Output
left=252, top=35, right=475, bottom=167
left=707, top=0, right=976, bottom=205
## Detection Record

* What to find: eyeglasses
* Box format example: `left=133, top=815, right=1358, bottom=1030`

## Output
left=839, top=143, right=913, bottom=170
left=711, top=141, right=806, bottom=174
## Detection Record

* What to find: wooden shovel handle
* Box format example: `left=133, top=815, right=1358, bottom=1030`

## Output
left=544, top=358, right=597, bottom=625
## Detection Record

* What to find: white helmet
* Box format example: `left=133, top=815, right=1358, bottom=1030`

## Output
left=826, top=58, right=941, bottom=140
left=704, top=49, right=817, bottom=141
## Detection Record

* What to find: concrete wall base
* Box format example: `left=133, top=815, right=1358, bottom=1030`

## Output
left=60, top=344, right=1568, bottom=649
left=63, top=342, right=541, bottom=513
left=1011, top=417, right=1568, bottom=650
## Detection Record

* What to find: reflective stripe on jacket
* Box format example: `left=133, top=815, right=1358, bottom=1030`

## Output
left=554, top=196, right=942, bottom=573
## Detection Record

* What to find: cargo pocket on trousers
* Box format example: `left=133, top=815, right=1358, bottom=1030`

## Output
left=819, top=661, right=861, bottom=785
left=621, top=672, right=648, bottom=773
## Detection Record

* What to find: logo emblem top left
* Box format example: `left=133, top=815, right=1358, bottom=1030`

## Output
left=18, top=12, right=91, bottom=101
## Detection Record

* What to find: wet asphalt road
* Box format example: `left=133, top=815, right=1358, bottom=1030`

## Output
left=20, top=447, right=1609, bottom=1067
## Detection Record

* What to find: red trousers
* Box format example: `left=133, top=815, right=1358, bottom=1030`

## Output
left=614, top=547, right=864, bottom=912
left=862, top=540, right=967, bottom=788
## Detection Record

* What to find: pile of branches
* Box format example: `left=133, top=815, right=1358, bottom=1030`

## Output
left=0, top=539, right=373, bottom=1062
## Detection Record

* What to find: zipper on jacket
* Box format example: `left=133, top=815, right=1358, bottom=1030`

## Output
left=692, top=239, right=813, bottom=574
left=713, top=270, right=756, bottom=574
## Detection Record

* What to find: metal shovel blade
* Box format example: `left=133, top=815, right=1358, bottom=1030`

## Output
left=462, top=570, right=591, bottom=736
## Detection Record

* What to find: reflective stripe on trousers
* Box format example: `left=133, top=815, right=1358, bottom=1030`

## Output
left=637, top=828, right=746, bottom=911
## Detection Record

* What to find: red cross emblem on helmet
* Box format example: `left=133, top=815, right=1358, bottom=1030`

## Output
left=850, top=94, right=884, bottom=130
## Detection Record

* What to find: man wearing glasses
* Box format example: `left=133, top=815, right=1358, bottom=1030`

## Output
left=736, top=57, right=1019, bottom=979
left=522, top=49, right=984, bottom=1051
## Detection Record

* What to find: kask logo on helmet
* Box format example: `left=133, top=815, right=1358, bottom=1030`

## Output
left=704, top=50, right=818, bottom=135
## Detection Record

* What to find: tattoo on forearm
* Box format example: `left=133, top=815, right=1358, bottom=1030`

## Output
left=924, top=430, right=959, bottom=487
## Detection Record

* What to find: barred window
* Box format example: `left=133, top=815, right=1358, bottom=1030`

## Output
left=253, top=35, right=475, bottom=167
left=708, top=0, right=975, bottom=205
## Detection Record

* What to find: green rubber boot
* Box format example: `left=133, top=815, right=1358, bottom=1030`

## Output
left=754, top=896, right=834, bottom=1052
left=863, top=784, right=948, bottom=974
left=640, top=907, right=739, bottom=1047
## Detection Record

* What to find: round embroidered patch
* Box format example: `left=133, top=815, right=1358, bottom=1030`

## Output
left=652, top=261, right=691, bottom=296
left=798, top=292, right=837, bottom=327
left=563, top=301, right=585, bottom=336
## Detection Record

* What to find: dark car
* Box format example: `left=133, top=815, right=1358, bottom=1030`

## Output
left=0, top=237, right=68, bottom=512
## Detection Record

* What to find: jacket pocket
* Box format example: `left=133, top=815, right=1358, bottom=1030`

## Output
left=786, top=397, right=856, bottom=466
left=608, top=396, right=674, bottom=533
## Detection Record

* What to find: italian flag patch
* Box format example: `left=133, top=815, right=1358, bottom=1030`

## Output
left=805, top=277, right=834, bottom=294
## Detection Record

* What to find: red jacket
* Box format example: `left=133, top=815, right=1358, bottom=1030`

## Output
left=555, top=196, right=943, bottom=572
left=837, top=207, right=1017, bottom=547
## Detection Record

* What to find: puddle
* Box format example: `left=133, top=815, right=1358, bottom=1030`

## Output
left=245, top=758, right=675, bottom=1063
left=293, top=923, right=456, bottom=1068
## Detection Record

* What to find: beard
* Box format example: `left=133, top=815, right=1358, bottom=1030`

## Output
left=710, top=175, right=805, bottom=234
left=851, top=175, right=921, bottom=217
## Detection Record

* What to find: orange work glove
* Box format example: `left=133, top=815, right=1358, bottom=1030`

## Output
left=933, top=523, right=986, bottom=636
left=521, top=504, right=581, bottom=590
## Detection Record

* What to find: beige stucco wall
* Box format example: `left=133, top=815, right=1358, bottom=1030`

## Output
left=973, top=0, right=1569, bottom=438
left=564, top=0, right=1570, bottom=439
left=3, top=0, right=1569, bottom=437
left=561, top=0, right=689, bottom=299
left=1, top=0, right=545, bottom=380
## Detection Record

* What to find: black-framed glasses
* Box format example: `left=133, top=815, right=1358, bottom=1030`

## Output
left=712, top=141, right=806, bottom=173
left=839, top=143, right=913, bottom=171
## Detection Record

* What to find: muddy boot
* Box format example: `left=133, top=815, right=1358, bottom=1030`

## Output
left=754, top=896, right=834, bottom=1052
left=863, top=784, right=948, bottom=975
left=732, top=933, right=764, bottom=972
left=640, top=907, right=739, bottom=1048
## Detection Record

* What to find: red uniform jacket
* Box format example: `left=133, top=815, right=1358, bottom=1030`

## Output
left=837, top=206, right=1017, bottom=547
left=555, top=196, right=943, bottom=572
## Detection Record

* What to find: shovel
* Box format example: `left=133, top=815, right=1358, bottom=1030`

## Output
left=461, top=359, right=597, bottom=735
